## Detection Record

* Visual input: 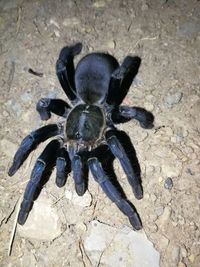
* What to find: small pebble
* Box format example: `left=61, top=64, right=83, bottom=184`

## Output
left=166, top=92, right=183, bottom=106
left=171, top=245, right=181, bottom=264
left=93, top=1, right=105, bottom=8
left=144, top=102, right=154, bottom=111
left=106, top=40, right=116, bottom=49
left=188, top=254, right=195, bottom=263
left=150, top=193, right=157, bottom=202
left=156, top=206, right=171, bottom=227
left=164, top=177, right=173, bottom=190
left=159, top=235, right=169, bottom=250
left=155, top=206, right=164, bottom=216
left=62, top=17, right=80, bottom=27
left=141, top=3, right=149, bottom=11
left=180, top=246, right=187, bottom=258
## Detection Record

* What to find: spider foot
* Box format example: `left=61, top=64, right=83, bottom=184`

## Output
left=128, top=212, right=142, bottom=230
left=75, top=183, right=86, bottom=196
left=58, top=42, right=83, bottom=62
left=56, top=147, right=71, bottom=187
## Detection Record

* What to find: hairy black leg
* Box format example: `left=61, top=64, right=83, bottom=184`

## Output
left=56, top=146, right=71, bottom=188
left=56, top=43, right=82, bottom=103
left=36, top=98, right=71, bottom=120
left=112, top=106, right=154, bottom=129
left=88, top=158, right=142, bottom=230
left=18, top=139, right=61, bottom=225
left=69, top=147, right=88, bottom=196
left=8, top=123, right=63, bottom=176
left=107, top=56, right=141, bottom=106
left=106, top=130, right=143, bottom=199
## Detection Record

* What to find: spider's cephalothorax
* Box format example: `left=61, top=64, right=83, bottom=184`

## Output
left=8, top=42, right=154, bottom=230
left=65, top=104, right=105, bottom=145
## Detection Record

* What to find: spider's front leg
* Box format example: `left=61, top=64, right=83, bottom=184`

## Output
left=112, top=106, right=154, bottom=129
left=36, top=98, right=71, bottom=120
left=8, top=123, right=63, bottom=176
left=88, top=158, right=142, bottom=230
left=18, top=139, right=61, bottom=225
left=107, top=56, right=141, bottom=106
left=56, top=42, right=82, bottom=104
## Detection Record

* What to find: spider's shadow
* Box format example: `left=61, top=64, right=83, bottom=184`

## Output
left=97, top=129, right=142, bottom=200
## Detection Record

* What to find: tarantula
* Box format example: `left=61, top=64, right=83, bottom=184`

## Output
left=8, top=43, right=154, bottom=230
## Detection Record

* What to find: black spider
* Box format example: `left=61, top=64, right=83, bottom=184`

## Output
left=8, top=43, right=154, bottom=230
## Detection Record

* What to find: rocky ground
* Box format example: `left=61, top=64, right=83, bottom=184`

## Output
left=0, top=0, right=200, bottom=266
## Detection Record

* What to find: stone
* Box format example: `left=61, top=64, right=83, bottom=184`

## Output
left=188, top=254, right=195, bottom=263
left=65, top=189, right=92, bottom=207
left=171, top=245, right=180, bottom=264
left=62, top=17, right=80, bottom=27
left=156, top=206, right=171, bottom=228
left=162, top=160, right=182, bottom=177
left=106, top=40, right=116, bottom=50
left=18, top=194, right=62, bottom=240
left=178, top=20, right=200, bottom=38
left=49, top=18, right=60, bottom=29
left=141, top=2, right=149, bottom=11
left=155, top=206, right=164, bottom=216
left=5, top=99, right=22, bottom=117
left=76, top=222, right=87, bottom=233
left=150, top=193, right=157, bottom=202
left=158, top=235, right=169, bottom=250
left=144, top=102, right=154, bottom=111
left=165, top=92, right=183, bottom=108
left=84, top=220, right=160, bottom=267
left=180, top=246, right=187, bottom=258
left=164, top=177, right=173, bottom=190
left=93, top=1, right=106, bottom=8
left=20, top=91, right=32, bottom=103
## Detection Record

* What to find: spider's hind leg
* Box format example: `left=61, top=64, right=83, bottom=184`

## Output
left=56, top=42, right=82, bottom=103
left=88, top=158, right=142, bottom=230
left=105, top=130, right=143, bottom=200
left=18, top=139, right=61, bottom=225
left=107, top=56, right=141, bottom=106
left=36, top=98, right=71, bottom=120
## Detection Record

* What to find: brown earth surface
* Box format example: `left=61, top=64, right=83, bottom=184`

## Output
left=0, top=1, right=200, bottom=267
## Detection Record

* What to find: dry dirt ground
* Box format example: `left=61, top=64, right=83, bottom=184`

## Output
left=0, top=0, right=200, bottom=267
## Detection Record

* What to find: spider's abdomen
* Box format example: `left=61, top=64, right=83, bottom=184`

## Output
left=75, top=53, right=119, bottom=104
left=65, top=104, right=105, bottom=144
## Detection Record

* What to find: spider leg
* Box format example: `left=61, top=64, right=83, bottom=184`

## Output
left=105, top=130, right=143, bottom=199
left=107, top=56, right=141, bottom=106
left=88, top=158, right=142, bottom=230
left=18, top=139, right=61, bottom=225
left=36, top=98, right=71, bottom=120
left=56, top=42, right=82, bottom=103
left=112, top=106, right=154, bottom=129
left=56, top=146, right=71, bottom=187
left=8, top=123, right=63, bottom=176
left=68, top=146, right=88, bottom=196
